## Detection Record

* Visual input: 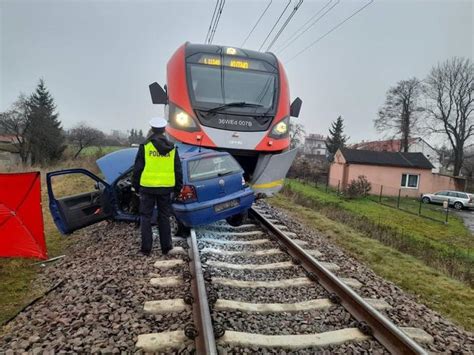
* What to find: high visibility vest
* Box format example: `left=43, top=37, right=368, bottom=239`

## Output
left=140, top=142, right=176, bottom=188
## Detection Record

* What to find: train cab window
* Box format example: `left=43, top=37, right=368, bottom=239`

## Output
left=188, top=64, right=276, bottom=110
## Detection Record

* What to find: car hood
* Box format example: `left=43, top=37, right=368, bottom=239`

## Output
left=96, top=148, right=138, bottom=184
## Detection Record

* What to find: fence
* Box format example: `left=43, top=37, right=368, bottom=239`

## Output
left=298, top=176, right=451, bottom=224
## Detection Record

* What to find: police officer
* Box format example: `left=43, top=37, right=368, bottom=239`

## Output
left=132, top=117, right=183, bottom=256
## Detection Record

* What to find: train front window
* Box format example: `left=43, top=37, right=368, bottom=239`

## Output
left=189, top=64, right=276, bottom=112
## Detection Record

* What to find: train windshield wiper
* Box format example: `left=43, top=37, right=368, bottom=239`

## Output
left=205, top=102, right=264, bottom=114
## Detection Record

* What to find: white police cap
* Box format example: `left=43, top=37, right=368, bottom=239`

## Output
left=149, top=117, right=167, bottom=128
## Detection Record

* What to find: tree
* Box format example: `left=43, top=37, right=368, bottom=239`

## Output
left=28, top=79, right=66, bottom=165
left=289, top=121, right=305, bottom=149
left=326, top=116, right=349, bottom=157
left=68, top=123, right=105, bottom=158
left=0, top=94, right=32, bottom=164
left=424, top=57, right=473, bottom=176
left=128, top=128, right=145, bottom=145
left=375, top=78, right=423, bottom=152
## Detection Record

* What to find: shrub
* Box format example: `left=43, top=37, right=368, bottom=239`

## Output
left=345, top=175, right=372, bottom=199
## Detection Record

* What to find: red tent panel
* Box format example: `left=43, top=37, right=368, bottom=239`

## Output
left=0, top=172, right=47, bottom=260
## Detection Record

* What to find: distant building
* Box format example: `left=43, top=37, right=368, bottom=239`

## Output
left=329, top=148, right=464, bottom=195
left=304, top=134, right=327, bottom=156
left=351, top=137, right=441, bottom=173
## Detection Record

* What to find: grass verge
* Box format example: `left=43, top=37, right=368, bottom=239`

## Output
left=284, top=180, right=473, bottom=285
left=269, top=194, right=474, bottom=331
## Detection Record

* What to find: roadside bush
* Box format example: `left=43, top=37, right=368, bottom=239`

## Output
left=345, top=175, right=372, bottom=199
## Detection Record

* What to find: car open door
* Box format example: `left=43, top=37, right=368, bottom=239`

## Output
left=46, top=169, right=114, bottom=235
left=250, top=148, right=298, bottom=197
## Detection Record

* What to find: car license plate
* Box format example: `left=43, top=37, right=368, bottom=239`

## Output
left=214, top=199, right=239, bottom=212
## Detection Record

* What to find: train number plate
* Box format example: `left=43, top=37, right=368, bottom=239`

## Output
left=214, top=199, right=239, bottom=212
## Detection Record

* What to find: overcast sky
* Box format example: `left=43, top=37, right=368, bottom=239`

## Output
left=1, top=0, right=472, bottom=144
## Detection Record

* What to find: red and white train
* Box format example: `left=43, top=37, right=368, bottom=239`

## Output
left=149, top=43, right=302, bottom=196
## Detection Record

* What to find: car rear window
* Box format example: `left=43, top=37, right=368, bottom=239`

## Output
left=188, top=155, right=242, bottom=182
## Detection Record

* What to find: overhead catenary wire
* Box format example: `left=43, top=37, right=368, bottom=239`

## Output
left=258, top=0, right=292, bottom=51
left=205, top=0, right=226, bottom=44
left=266, top=0, right=304, bottom=51
left=241, top=0, right=273, bottom=48
left=208, top=0, right=226, bottom=44
left=205, top=0, right=221, bottom=44
left=275, top=0, right=339, bottom=54
left=286, top=0, right=375, bottom=64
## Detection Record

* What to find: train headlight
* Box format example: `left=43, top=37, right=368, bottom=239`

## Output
left=169, top=104, right=200, bottom=132
left=269, top=117, right=290, bottom=138
left=176, top=112, right=192, bottom=127
left=274, top=121, right=287, bottom=134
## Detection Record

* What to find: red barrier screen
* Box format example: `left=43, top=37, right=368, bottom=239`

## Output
left=0, top=172, right=47, bottom=260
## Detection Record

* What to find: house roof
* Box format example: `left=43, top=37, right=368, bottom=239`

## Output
left=0, top=143, right=20, bottom=153
left=339, top=148, right=434, bottom=169
left=350, top=137, right=435, bottom=152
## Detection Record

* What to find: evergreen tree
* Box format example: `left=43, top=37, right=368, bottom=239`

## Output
left=138, top=129, right=144, bottom=142
left=326, top=116, right=349, bottom=158
left=28, top=79, right=65, bottom=165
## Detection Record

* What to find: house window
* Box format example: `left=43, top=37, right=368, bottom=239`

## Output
left=401, top=173, right=419, bottom=188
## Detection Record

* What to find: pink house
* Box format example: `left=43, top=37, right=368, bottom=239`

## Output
left=329, top=148, right=464, bottom=196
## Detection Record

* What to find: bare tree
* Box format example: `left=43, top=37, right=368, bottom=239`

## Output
left=0, top=94, right=32, bottom=164
left=375, top=78, right=424, bottom=152
left=424, top=57, right=474, bottom=176
left=289, top=121, right=305, bottom=149
left=68, top=123, right=105, bottom=158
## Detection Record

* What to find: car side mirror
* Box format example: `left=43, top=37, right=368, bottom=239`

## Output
left=290, top=97, right=302, bottom=117
left=149, top=82, right=168, bottom=104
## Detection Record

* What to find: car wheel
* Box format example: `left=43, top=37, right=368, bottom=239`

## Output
left=422, top=197, right=430, bottom=204
left=226, top=212, right=247, bottom=227
left=454, top=201, right=463, bottom=210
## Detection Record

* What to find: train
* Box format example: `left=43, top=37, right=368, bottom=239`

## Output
left=149, top=42, right=302, bottom=197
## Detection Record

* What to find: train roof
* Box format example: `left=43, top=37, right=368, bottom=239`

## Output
left=185, top=43, right=278, bottom=68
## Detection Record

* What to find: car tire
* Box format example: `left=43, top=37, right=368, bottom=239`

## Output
left=422, top=197, right=430, bottom=204
left=454, top=201, right=463, bottom=210
left=176, top=223, right=190, bottom=237
left=226, top=212, right=247, bottom=227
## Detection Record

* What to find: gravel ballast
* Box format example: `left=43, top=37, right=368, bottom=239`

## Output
left=0, top=222, right=193, bottom=353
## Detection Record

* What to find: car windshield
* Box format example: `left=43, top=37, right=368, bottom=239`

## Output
left=188, top=64, right=276, bottom=111
left=188, top=155, right=242, bottom=182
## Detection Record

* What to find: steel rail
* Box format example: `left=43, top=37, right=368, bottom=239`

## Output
left=188, top=229, right=218, bottom=355
left=250, top=207, right=428, bottom=355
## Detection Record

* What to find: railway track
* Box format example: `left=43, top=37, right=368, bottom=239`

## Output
left=136, top=205, right=432, bottom=354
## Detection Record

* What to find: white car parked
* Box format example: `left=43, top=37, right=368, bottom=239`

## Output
left=421, top=190, right=474, bottom=210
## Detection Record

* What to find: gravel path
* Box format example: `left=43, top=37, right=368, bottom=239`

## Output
left=0, top=222, right=192, bottom=354
left=256, top=200, right=474, bottom=353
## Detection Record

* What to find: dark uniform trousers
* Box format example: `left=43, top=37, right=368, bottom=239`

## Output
left=139, top=192, right=173, bottom=254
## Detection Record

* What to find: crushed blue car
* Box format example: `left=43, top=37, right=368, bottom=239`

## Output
left=46, top=144, right=255, bottom=235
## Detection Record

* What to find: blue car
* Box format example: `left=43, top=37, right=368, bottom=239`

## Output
left=46, top=144, right=255, bottom=235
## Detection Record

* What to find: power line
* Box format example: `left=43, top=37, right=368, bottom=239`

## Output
left=258, top=0, right=292, bottom=51
left=275, top=0, right=338, bottom=54
left=241, top=0, right=273, bottom=48
left=266, top=0, right=304, bottom=51
left=286, top=0, right=374, bottom=64
left=205, top=0, right=221, bottom=43
left=208, top=0, right=226, bottom=44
